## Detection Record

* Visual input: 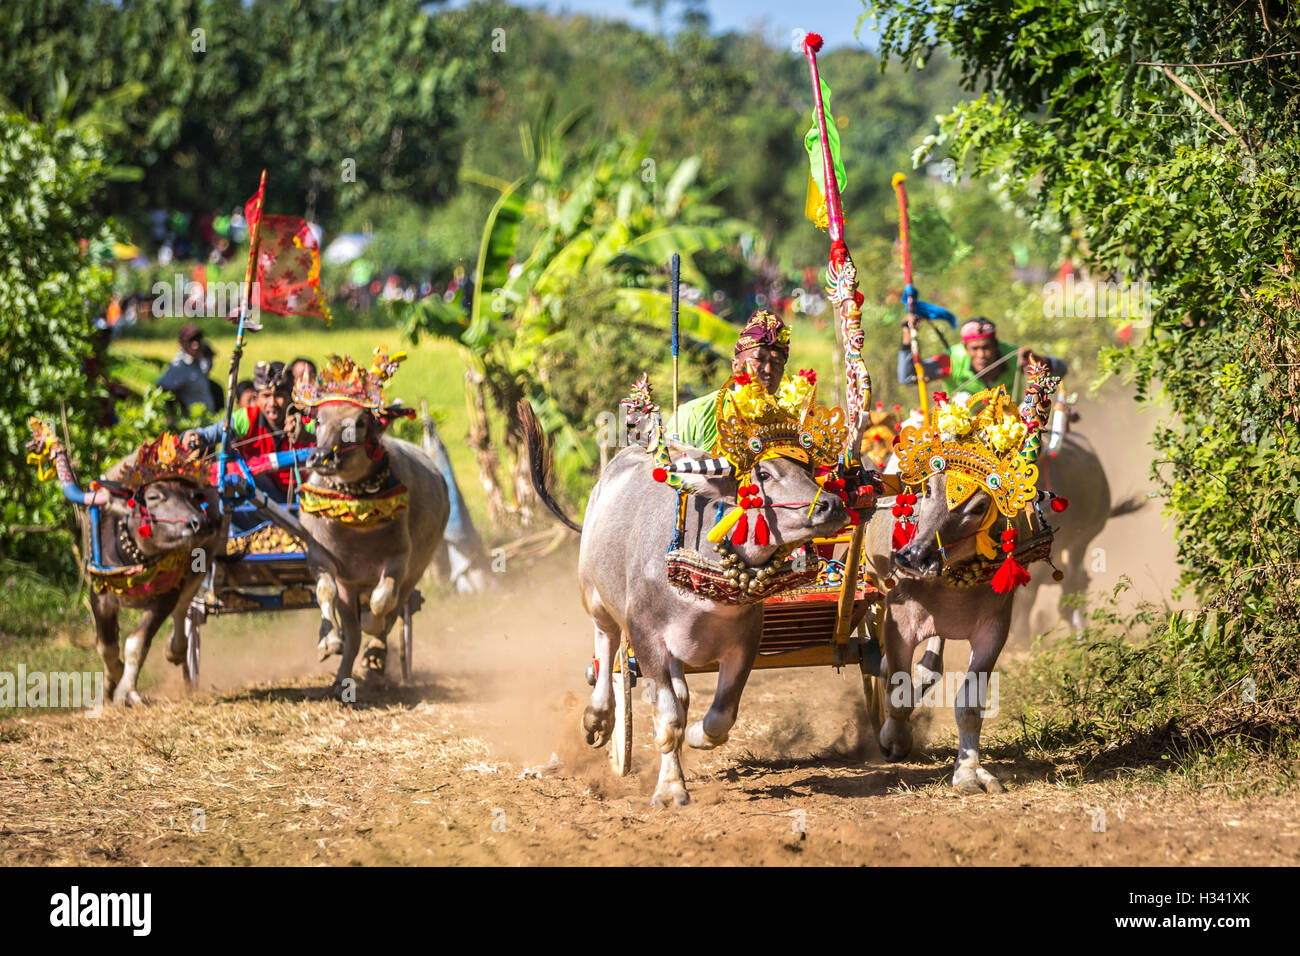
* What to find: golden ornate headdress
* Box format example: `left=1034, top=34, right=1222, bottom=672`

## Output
left=892, top=370, right=1061, bottom=594
left=714, top=369, right=848, bottom=475
left=293, top=346, right=406, bottom=410
left=116, top=431, right=210, bottom=489
left=894, top=386, right=1038, bottom=518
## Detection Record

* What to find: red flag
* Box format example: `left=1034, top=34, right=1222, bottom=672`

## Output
left=244, top=177, right=265, bottom=230
left=250, top=215, right=333, bottom=325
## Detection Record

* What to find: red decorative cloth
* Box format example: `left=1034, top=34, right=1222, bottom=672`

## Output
left=251, top=215, right=332, bottom=324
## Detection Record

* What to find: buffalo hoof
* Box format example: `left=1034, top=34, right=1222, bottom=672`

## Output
left=165, top=639, right=187, bottom=666
left=685, top=720, right=727, bottom=750
left=583, top=705, right=613, bottom=749
left=878, top=718, right=913, bottom=762
left=362, top=639, right=387, bottom=674
left=317, top=633, right=343, bottom=661
left=651, top=782, right=690, bottom=807
left=113, top=686, right=144, bottom=707
left=953, top=766, right=1004, bottom=794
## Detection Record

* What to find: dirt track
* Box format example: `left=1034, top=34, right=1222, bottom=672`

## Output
left=3, top=542, right=1298, bottom=867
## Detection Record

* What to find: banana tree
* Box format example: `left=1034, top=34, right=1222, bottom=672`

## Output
left=395, top=115, right=756, bottom=526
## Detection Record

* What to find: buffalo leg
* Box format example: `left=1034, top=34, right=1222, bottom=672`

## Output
left=914, top=635, right=944, bottom=702
left=115, top=601, right=173, bottom=707
left=635, top=636, right=687, bottom=807
left=686, top=642, right=755, bottom=750
left=668, top=657, right=689, bottom=721
left=879, top=606, right=921, bottom=761
left=952, top=627, right=1008, bottom=794
left=316, top=573, right=343, bottom=659
left=584, top=610, right=619, bottom=749
left=91, top=591, right=123, bottom=700
left=331, top=583, right=363, bottom=698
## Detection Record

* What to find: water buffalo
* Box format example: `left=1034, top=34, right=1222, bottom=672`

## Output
left=302, top=401, right=449, bottom=695
left=1012, top=432, right=1143, bottom=638
left=520, top=401, right=848, bottom=807
left=63, top=442, right=222, bottom=706
left=864, top=474, right=1024, bottom=793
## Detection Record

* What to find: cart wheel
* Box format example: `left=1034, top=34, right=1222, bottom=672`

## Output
left=608, top=642, right=633, bottom=776
left=183, top=605, right=202, bottom=690
left=400, top=593, right=415, bottom=684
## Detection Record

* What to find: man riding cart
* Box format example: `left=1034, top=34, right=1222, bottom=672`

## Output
left=181, top=360, right=315, bottom=532
left=669, top=308, right=881, bottom=512
left=898, top=316, right=1068, bottom=399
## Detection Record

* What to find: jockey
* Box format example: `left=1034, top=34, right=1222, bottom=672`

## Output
left=182, top=360, right=315, bottom=511
left=898, top=317, right=1068, bottom=399
left=669, top=309, right=789, bottom=451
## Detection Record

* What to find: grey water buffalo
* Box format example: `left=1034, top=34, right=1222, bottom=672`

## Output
left=864, top=474, right=1022, bottom=793
left=69, top=445, right=222, bottom=706
left=1012, top=433, right=1143, bottom=638
left=302, top=402, right=449, bottom=695
left=520, top=401, right=848, bottom=806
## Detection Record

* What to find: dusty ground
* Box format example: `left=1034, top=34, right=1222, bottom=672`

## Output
left=3, top=543, right=1298, bottom=867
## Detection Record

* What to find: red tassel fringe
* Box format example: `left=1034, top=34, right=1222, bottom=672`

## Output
left=753, top=513, right=769, bottom=546
left=732, top=513, right=749, bottom=546
left=991, top=553, right=1031, bottom=593
left=891, top=520, right=916, bottom=550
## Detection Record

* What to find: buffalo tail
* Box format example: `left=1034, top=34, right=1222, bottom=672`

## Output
left=516, top=399, right=583, bottom=533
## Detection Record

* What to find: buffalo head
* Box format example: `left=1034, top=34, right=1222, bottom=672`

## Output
left=669, top=444, right=848, bottom=567
left=892, top=472, right=996, bottom=577
left=305, top=402, right=395, bottom=483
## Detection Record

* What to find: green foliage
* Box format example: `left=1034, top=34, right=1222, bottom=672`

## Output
left=0, top=113, right=111, bottom=573
left=1006, top=579, right=1299, bottom=784
left=868, top=0, right=1300, bottom=772
left=0, top=0, right=477, bottom=225
left=394, top=108, right=756, bottom=509
left=867, top=0, right=1300, bottom=608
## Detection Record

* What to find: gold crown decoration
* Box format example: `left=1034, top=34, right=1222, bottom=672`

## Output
left=894, top=386, right=1038, bottom=518
left=714, top=370, right=848, bottom=475
left=294, top=346, right=407, bottom=410
left=116, top=431, right=211, bottom=489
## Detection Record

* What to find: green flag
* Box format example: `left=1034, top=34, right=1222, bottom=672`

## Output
left=804, top=76, right=847, bottom=203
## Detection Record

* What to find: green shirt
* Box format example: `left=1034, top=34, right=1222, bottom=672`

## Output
left=943, top=340, right=1019, bottom=396
left=667, top=389, right=731, bottom=452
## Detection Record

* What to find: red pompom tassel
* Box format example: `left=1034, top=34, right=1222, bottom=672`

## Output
left=804, top=32, right=824, bottom=53
left=138, top=523, right=152, bottom=539
left=892, top=519, right=917, bottom=550
left=991, top=554, right=1031, bottom=593
left=1050, top=497, right=1069, bottom=512
left=652, top=467, right=667, bottom=483
left=732, top=513, right=749, bottom=546
left=753, top=513, right=770, bottom=546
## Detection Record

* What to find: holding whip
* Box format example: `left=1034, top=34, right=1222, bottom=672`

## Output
left=893, top=172, right=929, bottom=425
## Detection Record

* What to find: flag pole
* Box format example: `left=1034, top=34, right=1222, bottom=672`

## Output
left=803, top=33, right=870, bottom=457
left=670, top=252, right=680, bottom=418
left=893, top=172, right=929, bottom=424
left=216, top=168, right=266, bottom=510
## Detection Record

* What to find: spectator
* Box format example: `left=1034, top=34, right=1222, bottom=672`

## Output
left=236, top=379, right=257, bottom=409
left=157, top=323, right=222, bottom=414
left=289, top=358, right=316, bottom=386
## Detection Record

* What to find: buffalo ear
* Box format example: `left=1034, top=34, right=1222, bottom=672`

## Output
left=372, top=403, right=414, bottom=435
